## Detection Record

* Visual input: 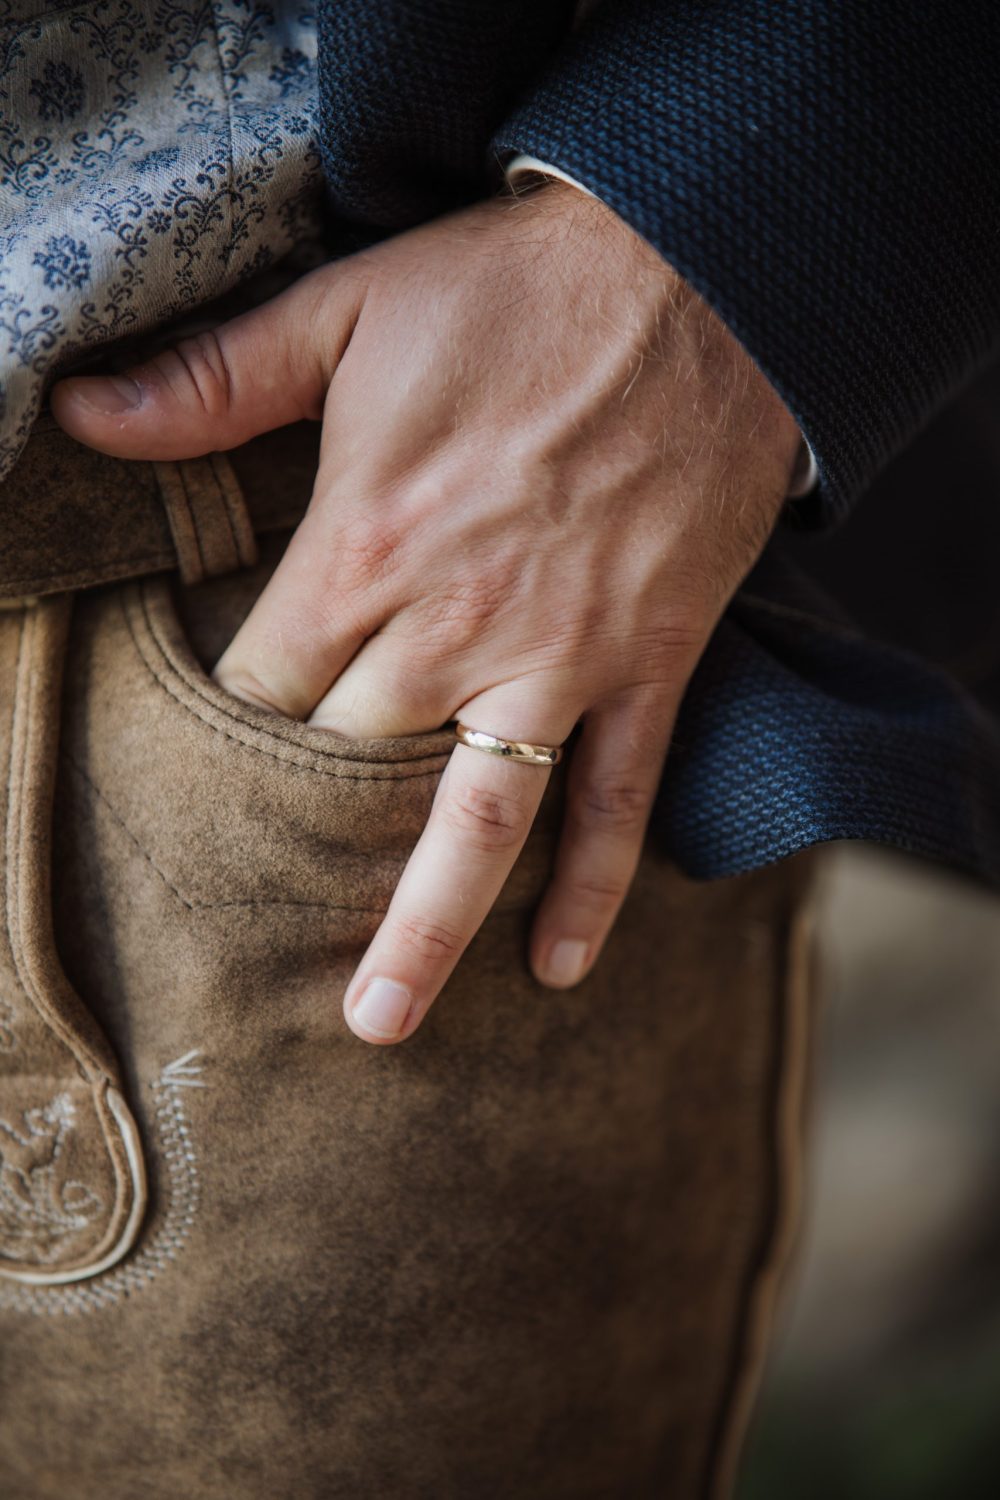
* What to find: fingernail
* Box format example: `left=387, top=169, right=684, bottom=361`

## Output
left=545, top=939, right=589, bottom=987
left=350, top=977, right=413, bottom=1039
left=67, top=374, right=142, bottom=415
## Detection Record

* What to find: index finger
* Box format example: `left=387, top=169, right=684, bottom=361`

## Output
left=342, top=733, right=555, bottom=1044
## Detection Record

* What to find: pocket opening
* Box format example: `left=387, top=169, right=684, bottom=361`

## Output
left=132, top=575, right=458, bottom=771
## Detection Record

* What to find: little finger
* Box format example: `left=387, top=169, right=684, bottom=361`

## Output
left=529, top=689, right=677, bottom=989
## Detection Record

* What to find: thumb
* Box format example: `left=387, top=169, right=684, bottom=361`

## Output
left=51, top=263, right=363, bottom=461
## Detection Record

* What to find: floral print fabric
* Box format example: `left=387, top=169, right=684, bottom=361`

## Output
left=0, top=0, right=324, bottom=480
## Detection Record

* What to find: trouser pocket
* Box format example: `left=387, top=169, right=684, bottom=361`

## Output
left=2, top=559, right=818, bottom=1500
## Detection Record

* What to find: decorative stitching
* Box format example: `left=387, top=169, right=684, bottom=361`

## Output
left=3, top=608, right=26, bottom=992
left=0, top=992, right=15, bottom=1052
left=178, top=462, right=206, bottom=579
left=0, top=1052, right=206, bottom=1316
left=211, top=456, right=240, bottom=562
left=125, top=586, right=453, bottom=781
left=0, top=620, right=20, bottom=1067
left=0, top=1092, right=103, bottom=1265
left=158, top=458, right=202, bottom=586
left=212, top=452, right=256, bottom=569
left=63, top=752, right=196, bottom=909
left=61, top=750, right=390, bottom=915
left=1, top=599, right=136, bottom=1282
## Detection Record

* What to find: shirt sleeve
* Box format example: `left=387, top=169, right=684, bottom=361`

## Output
left=493, top=0, right=1000, bottom=522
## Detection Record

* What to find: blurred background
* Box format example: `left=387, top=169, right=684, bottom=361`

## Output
left=737, top=849, right=1000, bottom=1498
left=737, top=353, right=1000, bottom=1498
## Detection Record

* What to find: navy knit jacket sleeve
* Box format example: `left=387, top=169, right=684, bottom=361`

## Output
left=318, top=1, right=1000, bottom=520
left=317, top=1, right=574, bottom=232
left=316, top=1, right=1000, bottom=889
left=494, top=0, right=1000, bottom=519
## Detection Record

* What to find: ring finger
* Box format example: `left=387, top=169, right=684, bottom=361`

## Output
left=343, top=696, right=576, bottom=1044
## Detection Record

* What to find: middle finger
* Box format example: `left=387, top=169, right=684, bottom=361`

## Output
left=307, top=608, right=466, bottom=737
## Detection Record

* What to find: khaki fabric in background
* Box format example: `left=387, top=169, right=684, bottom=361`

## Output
left=0, top=424, right=816, bottom=1499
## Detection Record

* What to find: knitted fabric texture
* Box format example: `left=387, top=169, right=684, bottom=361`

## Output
left=496, top=0, right=1000, bottom=520
left=314, top=3, right=1000, bottom=886
left=317, top=0, right=1000, bottom=517
left=317, top=0, right=573, bottom=233
left=656, top=573, right=1000, bottom=886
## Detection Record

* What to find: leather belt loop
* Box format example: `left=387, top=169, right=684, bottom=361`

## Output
left=0, top=419, right=317, bottom=602
left=154, top=452, right=259, bottom=587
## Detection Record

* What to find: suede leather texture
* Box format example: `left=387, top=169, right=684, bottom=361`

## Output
left=0, top=445, right=816, bottom=1497
left=0, top=418, right=320, bottom=602
left=0, top=597, right=142, bottom=1285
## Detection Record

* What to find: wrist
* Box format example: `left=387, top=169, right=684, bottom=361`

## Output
left=503, top=157, right=815, bottom=500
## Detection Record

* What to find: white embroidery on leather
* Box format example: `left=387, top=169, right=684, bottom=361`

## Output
left=0, top=1092, right=103, bottom=1264
left=0, top=989, right=16, bottom=1051
left=0, top=1050, right=206, bottom=1314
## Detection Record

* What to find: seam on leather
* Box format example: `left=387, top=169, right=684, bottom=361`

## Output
left=62, top=751, right=199, bottom=909
left=157, top=461, right=204, bottom=586
left=1, top=600, right=146, bottom=1283
left=0, top=1053, right=206, bottom=1315
left=178, top=462, right=206, bottom=579
left=122, top=586, right=453, bottom=781
left=212, top=452, right=258, bottom=569
left=4, top=608, right=90, bottom=1077
left=61, top=752, right=391, bottom=913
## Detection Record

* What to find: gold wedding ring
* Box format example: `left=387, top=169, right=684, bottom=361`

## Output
left=454, top=722, right=564, bottom=767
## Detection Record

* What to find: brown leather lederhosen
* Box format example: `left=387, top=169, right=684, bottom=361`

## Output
left=0, top=417, right=816, bottom=1499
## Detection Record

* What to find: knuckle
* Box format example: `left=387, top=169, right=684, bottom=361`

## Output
left=633, top=621, right=705, bottom=678
left=393, top=912, right=465, bottom=961
left=573, top=778, right=650, bottom=835
left=442, top=782, right=532, bottom=852
left=418, top=566, right=520, bottom=651
left=166, top=329, right=233, bottom=416
left=338, top=516, right=405, bottom=588
left=565, top=871, right=628, bottom=909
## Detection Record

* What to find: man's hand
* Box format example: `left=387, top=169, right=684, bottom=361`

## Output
left=52, top=181, right=800, bottom=1044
